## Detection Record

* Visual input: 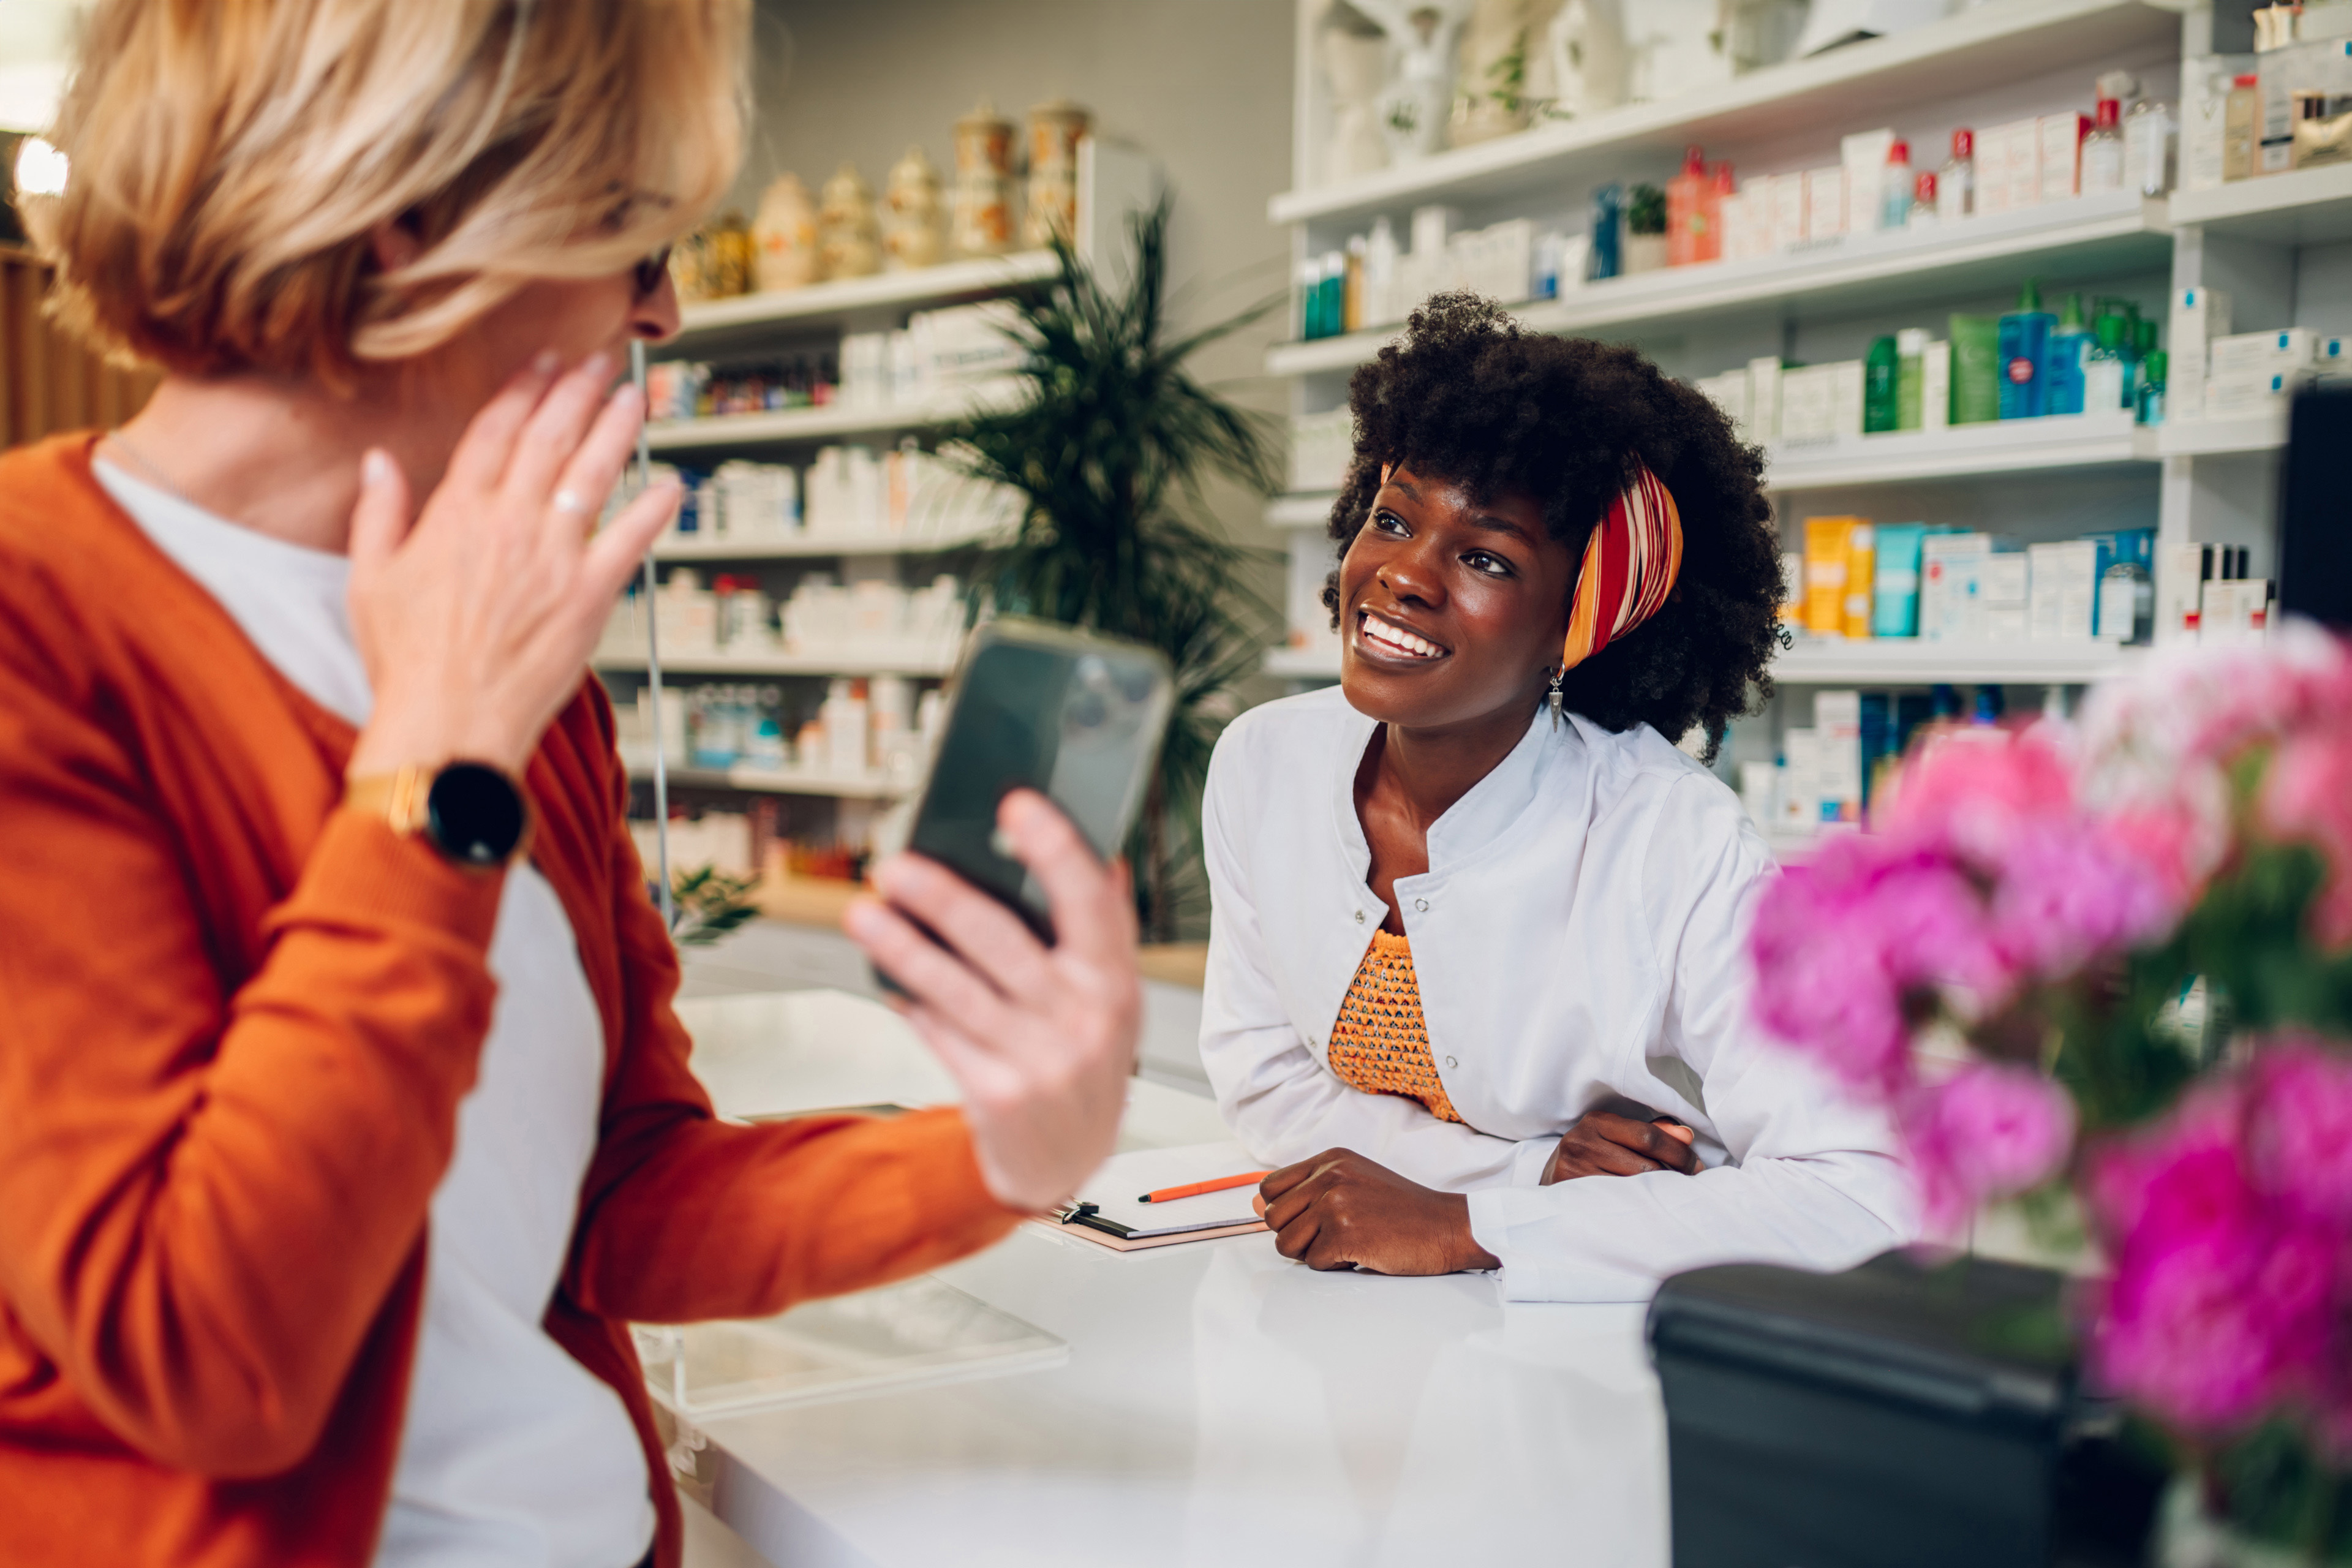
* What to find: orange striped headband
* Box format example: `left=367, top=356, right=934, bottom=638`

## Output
left=1560, top=458, right=1683, bottom=673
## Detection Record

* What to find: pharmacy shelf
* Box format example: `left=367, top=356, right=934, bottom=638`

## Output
left=593, top=647, right=956, bottom=678
left=1265, top=492, right=1339, bottom=528
left=1268, top=0, right=2179, bottom=228
left=1771, top=639, right=2147, bottom=685
left=645, top=389, right=1007, bottom=452
left=2155, top=409, right=2291, bottom=458
left=2168, top=164, right=2352, bottom=247
left=650, top=523, right=1005, bottom=562
left=628, top=763, right=910, bottom=801
left=669, top=251, right=1058, bottom=346
left=1765, top=413, right=2155, bottom=491
left=1267, top=194, right=2173, bottom=375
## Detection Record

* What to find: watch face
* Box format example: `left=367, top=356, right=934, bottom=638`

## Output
left=426, top=763, right=529, bottom=867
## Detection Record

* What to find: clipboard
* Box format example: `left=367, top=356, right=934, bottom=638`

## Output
left=1031, top=1140, right=1271, bottom=1253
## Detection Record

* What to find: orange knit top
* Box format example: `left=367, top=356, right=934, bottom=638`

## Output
left=1325, top=930, right=1463, bottom=1123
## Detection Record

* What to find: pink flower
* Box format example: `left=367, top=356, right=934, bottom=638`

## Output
left=2261, top=729, right=2352, bottom=949
left=1749, top=837, right=2011, bottom=1097
left=1981, top=821, right=2180, bottom=978
left=2244, top=1038, right=2352, bottom=1226
left=2083, top=1054, right=2352, bottom=1436
left=1901, top=1061, right=2078, bottom=1235
left=1876, top=725, right=2078, bottom=863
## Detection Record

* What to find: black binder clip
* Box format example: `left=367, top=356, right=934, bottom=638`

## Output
left=1056, top=1201, right=1099, bottom=1226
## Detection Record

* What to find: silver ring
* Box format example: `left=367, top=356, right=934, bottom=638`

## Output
left=552, top=488, right=589, bottom=515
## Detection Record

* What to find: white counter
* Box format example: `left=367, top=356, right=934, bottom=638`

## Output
left=675, top=992, right=1670, bottom=1568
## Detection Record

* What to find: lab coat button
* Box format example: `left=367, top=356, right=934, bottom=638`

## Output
left=1444, top=1055, right=1458, bottom=1069
left=1353, top=909, right=1365, bottom=924
left=1414, top=897, right=1428, bottom=912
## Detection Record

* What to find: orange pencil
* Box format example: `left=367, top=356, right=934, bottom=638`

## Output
left=1136, top=1170, right=1271, bottom=1204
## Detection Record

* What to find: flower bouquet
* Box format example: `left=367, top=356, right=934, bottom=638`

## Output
left=1751, top=624, right=2352, bottom=1562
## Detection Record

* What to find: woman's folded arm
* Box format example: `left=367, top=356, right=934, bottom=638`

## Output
left=0, top=644, right=502, bottom=1477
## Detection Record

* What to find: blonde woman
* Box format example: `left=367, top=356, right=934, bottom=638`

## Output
left=0, top=5, right=1140, bottom=1566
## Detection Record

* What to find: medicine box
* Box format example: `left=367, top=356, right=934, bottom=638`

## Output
left=1843, top=525, right=1877, bottom=639
left=1770, top=175, right=1807, bottom=251
left=2210, top=327, right=2323, bottom=372
left=2156, top=542, right=2211, bottom=644
left=1804, top=517, right=1861, bottom=635
left=2207, top=367, right=2314, bottom=415
left=1803, top=168, right=1847, bottom=242
left=1814, top=690, right=1864, bottom=824
left=2028, top=540, right=2100, bottom=641
left=2038, top=114, right=2087, bottom=203
left=1871, top=523, right=1928, bottom=638
left=1747, top=357, right=1784, bottom=442
left=2200, top=578, right=2274, bottom=645
left=1841, top=129, right=1897, bottom=235
left=1921, top=532, right=1991, bottom=641
left=2168, top=287, right=2234, bottom=421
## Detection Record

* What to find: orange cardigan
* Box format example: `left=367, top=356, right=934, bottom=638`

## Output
left=0, top=435, right=1022, bottom=1566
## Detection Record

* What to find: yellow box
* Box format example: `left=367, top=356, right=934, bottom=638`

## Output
left=1803, top=517, right=1857, bottom=636
left=1842, top=522, right=1877, bottom=639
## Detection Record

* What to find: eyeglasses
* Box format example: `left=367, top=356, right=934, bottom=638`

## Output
left=631, top=246, right=673, bottom=303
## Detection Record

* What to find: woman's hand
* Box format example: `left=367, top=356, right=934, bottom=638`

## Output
left=1256, top=1150, right=1501, bottom=1275
left=842, top=791, right=1140, bottom=1213
left=1542, top=1114, right=1699, bottom=1185
left=346, top=351, right=679, bottom=778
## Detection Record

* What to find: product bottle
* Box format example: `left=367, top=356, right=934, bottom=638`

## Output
left=1589, top=184, right=1624, bottom=281
left=1882, top=140, right=1915, bottom=229
left=2043, top=293, right=2090, bottom=417
left=1343, top=235, right=1366, bottom=333
left=1949, top=313, right=2002, bottom=424
left=1939, top=130, right=1975, bottom=221
left=2125, top=96, right=2177, bottom=194
left=1910, top=171, right=1939, bottom=227
left=2138, top=350, right=2169, bottom=424
left=2224, top=74, right=2261, bottom=181
left=1667, top=146, right=1708, bottom=268
left=1298, top=258, right=1325, bottom=341
left=1997, top=279, right=2055, bottom=420
left=2100, top=556, right=2155, bottom=645
left=2128, top=315, right=2158, bottom=406
left=1365, top=215, right=1399, bottom=326
left=1319, top=251, right=1346, bottom=338
left=1704, top=161, right=1735, bottom=263
left=1864, top=335, right=1901, bottom=433
left=2084, top=99, right=2127, bottom=191
left=1895, top=327, right=1928, bottom=429
left=2083, top=312, right=2130, bottom=412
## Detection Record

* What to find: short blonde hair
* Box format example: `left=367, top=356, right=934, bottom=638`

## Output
left=27, top=0, right=747, bottom=385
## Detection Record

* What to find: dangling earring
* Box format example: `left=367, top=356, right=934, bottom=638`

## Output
left=1547, top=667, right=1566, bottom=731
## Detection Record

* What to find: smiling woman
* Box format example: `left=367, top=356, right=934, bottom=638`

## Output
left=1199, top=293, right=1915, bottom=1300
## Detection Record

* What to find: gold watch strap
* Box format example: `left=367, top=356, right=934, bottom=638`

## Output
left=343, top=762, right=533, bottom=869
left=343, top=764, right=434, bottom=837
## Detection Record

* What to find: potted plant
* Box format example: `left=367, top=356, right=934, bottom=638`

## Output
left=1624, top=181, right=1668, bottom=274
left=1750, top=625, right=2352, bottom=1562
left=944, top=198, right=1283, bottom=941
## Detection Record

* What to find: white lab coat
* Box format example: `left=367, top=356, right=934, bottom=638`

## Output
left=1199, top=687, right=1915, bottom=1302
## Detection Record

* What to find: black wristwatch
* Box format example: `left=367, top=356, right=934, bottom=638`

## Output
left=345, top=761, right=533, bottom=870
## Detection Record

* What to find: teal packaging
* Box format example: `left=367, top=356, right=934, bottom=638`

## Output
left=1872, top=523, right=1929, bottom=637
left=2043, top=293, right=2089, bottom=417
left=1998, top=279, right=2054, bottom=420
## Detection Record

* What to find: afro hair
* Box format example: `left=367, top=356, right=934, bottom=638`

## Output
left=1321, top=293, right=1782, bottom=758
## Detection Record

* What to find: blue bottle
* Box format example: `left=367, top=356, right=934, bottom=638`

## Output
left=1589, top=184, right=1624, bottom=282
left=2042, top=293, right=2090, bottom=417
left=1997, top=279, right=2054, bottom=420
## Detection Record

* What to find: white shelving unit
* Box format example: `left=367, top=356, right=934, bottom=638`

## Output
left=627, top=764, right=910, bottom=801
left=670, top=252, right=1059, bottom=347
left=1267, top=192, right=2173, bottom=376
left=1763, top=412, right=2154, bottom=490
left=1265, top=0, right=2324, bottom=737
left=650, top=521, right=1005, bottom=562
left=645, top=388, right=1005, bottom=453
left=595, top=647, right=957, bottom=679
left=619, top=144, right=1160, bottom=818
left=1272, top=0, right=2180, bottom=229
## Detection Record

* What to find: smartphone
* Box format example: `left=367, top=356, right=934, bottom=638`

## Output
left=882, top=619, right=1175, bottom=973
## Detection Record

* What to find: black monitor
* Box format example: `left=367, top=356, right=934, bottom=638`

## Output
left=2278, top=387, right=2352, bottom=631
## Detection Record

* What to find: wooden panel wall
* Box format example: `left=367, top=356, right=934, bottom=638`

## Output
left=1, top=246, right=159, bottom=450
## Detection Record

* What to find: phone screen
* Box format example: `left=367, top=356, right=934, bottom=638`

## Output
left=899, top=620, right=1174, bottom=946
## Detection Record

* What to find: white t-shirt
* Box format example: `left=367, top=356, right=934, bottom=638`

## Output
left=95, top=462, right=655, bottom=1568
